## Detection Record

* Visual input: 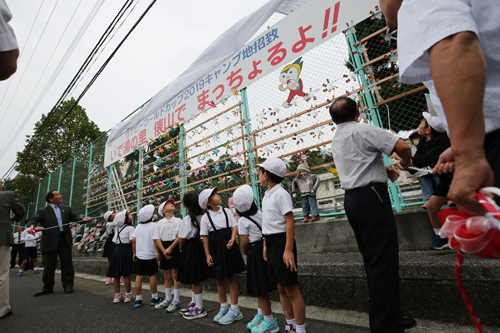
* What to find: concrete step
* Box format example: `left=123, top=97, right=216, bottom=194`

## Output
left=69, top=250, right=500, bottom=328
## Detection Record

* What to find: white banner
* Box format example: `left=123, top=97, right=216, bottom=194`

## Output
left=104, top=0, right=378, bottom=167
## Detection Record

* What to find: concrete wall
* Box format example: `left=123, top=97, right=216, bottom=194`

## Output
left=295, top=210, right=436, bottom=253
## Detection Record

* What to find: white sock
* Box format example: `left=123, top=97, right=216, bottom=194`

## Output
left=165, top=288, right=172, bottom=301
left=115, top=293, right=121, bottom=297
left=19, top=269, right=23, bottom=272
left=173, top=288, right=180, bottom=302
left=125, top=292, right=132, bottom=296
left=152, top=293, right=158, bottom=299
left=195, top=293, right=203, bottom=310
left=286, top=318, right=296, bottom=329
left=434, top=228, right=441, bottom=235
left=191, top=291, right=195, bottom=303
left=296, top=323, right=306, bottom=333
left=221, top=302, right=228, bottom=308
left=257, top=308, right=263, bottom=316
left=136, top=294, right=142, bottom=300
left=264, top=314, right=274, bottom=322
left=230, top=304, right=239, bottom=311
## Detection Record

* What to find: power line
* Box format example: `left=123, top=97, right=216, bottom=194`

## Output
left=26, top=0, right=158, bottom=165
left=0, top=0, right=104, bottom=157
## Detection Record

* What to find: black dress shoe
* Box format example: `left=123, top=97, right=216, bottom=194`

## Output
left=402, top=317, right=417, bottom=329
left=0, top=309, right=12, bottom=319
left=34, top=289, right=53, bottom=297
left=64, top=287, right=73, bottom=294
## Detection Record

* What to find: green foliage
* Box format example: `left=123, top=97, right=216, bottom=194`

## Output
left=14, top=98, right=104, bottom=208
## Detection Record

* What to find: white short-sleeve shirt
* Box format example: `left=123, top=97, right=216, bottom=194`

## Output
left=178, top=215, right=203, bottom=239
left=330, top=121, right=399, bottom=190
left=238, top=211, right=263, bottom=243
left=131, top=222, right=157, bottom=260
left=200, top=208, right=237, bottom=236
left=153, top=216, right=182, bottom=241
left=113, top=225, right=135, bottom=245
left=23, top=233, right=37, bottom=248
left=398, top=0, right=500, bottom=134
left=0, top=0, right=18, bottom=52
left=261, top=184, right=294, bottom=236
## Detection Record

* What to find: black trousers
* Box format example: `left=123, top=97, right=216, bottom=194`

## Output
left=485, top=129, right=500, bottom=205
left=344, top=185, right=404, bottom=333
left=41, top=233, right=75, bottom=290
left=10, top=244, right=24, bottom=268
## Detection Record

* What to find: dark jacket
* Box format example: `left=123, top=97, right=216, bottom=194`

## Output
left=411, top=134, right=451, bottom=169
left=0, top=191, right=26, bottom=245
left=28, top=205, right=80, bottom=252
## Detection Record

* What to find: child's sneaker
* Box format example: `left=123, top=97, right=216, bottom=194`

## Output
left=105, top=277, right=112, bottom=285
left=182, top=306, right=207, bottom=320
left=155, top=298, right=171, bottom=310
left=180, top=302, right=195, bottom=313
left=219, top=308, right=243, bottom=325
left=150, top=296, right=164, bottom=306
left=34, top=268, right=40, bottom=274
left=134, top=299, right=143, bottom=308
left=285, top=324, right=296, bottom=333
left=166, top=300, right=181, bottom=313
left=119, top=276, right=124, bottom=283
left=247, top=314, right=264, bottom=329
left=252, top=318, right=280, bottom=333
left=113, top=294, right=124, bottom=303
left=124, top=294, right=135, bottom=303
left=213, top=305, right=230, bottom=322
left=18, top=270, right=23, bottom=276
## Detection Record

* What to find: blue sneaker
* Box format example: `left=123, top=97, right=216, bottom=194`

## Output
left=219, top=308, right=243, bottom=325
left=166, top=300, right=181, bottom=313
left=252, top=318, right=280, bottom=333
left=150, top=296, right=164, bottom=306
left=18, top=270, right=23, bottom=276
left=34, top=269, right=40, bottom=274
left=155, top=298, right=171, bottom=310
left=247, top=314, right=264, bottom=329
left=134, top=299, right=142, bottom=308
left=213, top=305, right=229, bottom=322
left=430, top=235, right=450, bottom=250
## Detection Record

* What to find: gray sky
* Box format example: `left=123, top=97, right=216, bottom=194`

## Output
left=0, top=0, right=272, bottom=177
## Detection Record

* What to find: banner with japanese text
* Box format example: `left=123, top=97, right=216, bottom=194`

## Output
left=104, top=0, right=378, bottom=167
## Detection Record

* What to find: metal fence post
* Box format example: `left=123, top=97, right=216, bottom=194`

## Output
left=35, top=182, right=41, bottom=211
left=45, top=174, right=51, bottom=207
left=137, top=149, right=143, bottom=214
left=85, top=143, right=93, bottom=216
left=57, top=165, right=62, bottom=193
left=241, top=88, right=261, bottom=209
left=107, top=165, right=112, bottom=211
left=69, top=156, right=76, bottom=207
left=345, top=29, right=404, bottom=211
left=179, top=125, right=186, bottom=217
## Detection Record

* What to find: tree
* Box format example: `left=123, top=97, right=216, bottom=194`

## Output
left=13, top=98, right=104, bottom=208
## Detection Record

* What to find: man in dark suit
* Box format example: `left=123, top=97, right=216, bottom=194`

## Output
left=0, top=180, right=26, bottom=319
left=10, top=225, right=24, bottom=268
left=28, top=190, right=90, bottom=296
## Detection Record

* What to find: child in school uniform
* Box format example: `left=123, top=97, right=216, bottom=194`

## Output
left=258, top=158, right=307, bottom=333
left=153, top=199, right=183, bottom=313
left=178, top=191, right=209, bottom=320
left=131, top=204, right=163, bottom=308
left=234, top=185, right=279, bottom=333
left=18, top=227, right=41, bottom=276
left=107, top=210, right=136, bottom=304
left=199, top=187, right=246, bottom=325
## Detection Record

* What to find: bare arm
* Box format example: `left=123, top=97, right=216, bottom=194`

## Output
left=227, top=226, right=238, bottom=249
left=178, top=237, right=186, bottom=251
left=379, top=0, right=403, bottom=29
left=283, top=212, right=297, bottom=272
left=203, top=236, right=213, bottom=267
left=0, top=48, right=19, bottom=81
left=240, top=234, right=250, bottom=255
left=392, top=139, right=412, bottom=165
left=132, top=238, right=137, bottom=261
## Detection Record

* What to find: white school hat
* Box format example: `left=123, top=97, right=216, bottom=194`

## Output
left=423, top=112, right=446, bottom=133
left=139, top=204, right=155, bottom=222
left=158, top=199, right=175, bottom=217
left=114, top=210, right=127, bottom=225
left=198, top=187, right=218, bottom=210
left=233, top=185, right=254, bottom=213
left=103, top=211, right=114, bottom=222
left=257, top=157, right=288, bottom=178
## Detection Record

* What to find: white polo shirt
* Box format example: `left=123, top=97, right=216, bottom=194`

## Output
left=0, top=0, right=17, bottom=52
left=23, top=232, right=37, bottom=248
left=261, top=184, right=294, bottom=236
left=113, top=225, right=135, bottom=245
left=200, top=208, right=237, bottom=236
left=178, top=215, right=203, bottom=239
left=238, top=211, right=264, bottom=243
left=153, top=216, right=182, bottom=242
left=131, top=222, right=157, bottom=260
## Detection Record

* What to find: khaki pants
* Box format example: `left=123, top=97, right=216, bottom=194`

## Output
left=0, top=245, right=10, bottom=317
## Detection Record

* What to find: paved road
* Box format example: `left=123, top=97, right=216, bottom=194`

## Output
left=4, top=269, right=369, bottom=333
